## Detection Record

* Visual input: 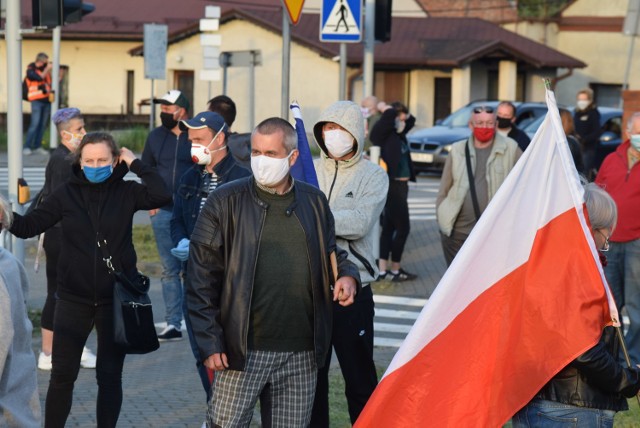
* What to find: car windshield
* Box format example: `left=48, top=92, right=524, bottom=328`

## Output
left=441, top=106, right=474, bottom=127
left=523, top=115, right=545, bottom=135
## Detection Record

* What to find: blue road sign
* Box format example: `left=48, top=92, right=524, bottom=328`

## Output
left=320, top=0, right=362, bottom=43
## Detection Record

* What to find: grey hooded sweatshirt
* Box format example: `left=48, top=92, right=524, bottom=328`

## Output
left=313, top=101, right=389, bottom=284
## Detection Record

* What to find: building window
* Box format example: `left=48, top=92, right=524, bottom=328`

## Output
left=174, top=70, right=194, bottom=116
left=126, top=70, right=134, bottom=115
left=592, top=84, right=622, bottom=108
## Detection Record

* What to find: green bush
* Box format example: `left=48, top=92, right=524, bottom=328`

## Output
left=111, top=127, right=149, bottom=153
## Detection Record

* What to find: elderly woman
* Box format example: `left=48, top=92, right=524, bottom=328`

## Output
left=0, top=194, right=40, bottom=428
left=34, top=107, right=96, bottom=371
left=1, top=132, right=171, bottom=427
left=512, top=182, right=640, bottom=427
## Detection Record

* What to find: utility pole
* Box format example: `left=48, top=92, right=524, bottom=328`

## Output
left=363, top=0, right=375, bottom=98
left=5, top=0, right=25, bottom=261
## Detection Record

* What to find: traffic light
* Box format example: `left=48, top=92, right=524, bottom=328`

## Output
left=375, top=0, right=392, bottom=43
left=31, top=0, right=95, bottom=28
left=63, top=0, right=95, bottom=24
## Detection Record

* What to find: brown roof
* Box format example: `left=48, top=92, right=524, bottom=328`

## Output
left=417, top=0, right=519, bottom=23
left=238, top=11, right=586, bottom=69
left=16, top=0, right=585, bottom=69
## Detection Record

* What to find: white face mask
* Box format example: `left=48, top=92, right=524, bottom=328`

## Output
left=395, top=119, right=406, bottom=134
left=251, top=152, right=293, bottom=188
left=190, top=127, right=226, bottom=165
left=576, top=100, right=590, bottom=111
left=324, top=129, right=355, bottom=158
left=63, top=130, right=84, bottom=149
left=630, top=134, right=640, bottom=151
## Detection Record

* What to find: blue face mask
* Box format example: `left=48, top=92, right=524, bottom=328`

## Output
left=630, top=134, right=640, bottom=151
left=83, top=165, right=113, bottom=183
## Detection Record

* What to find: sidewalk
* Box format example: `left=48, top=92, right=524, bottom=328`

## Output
left=22, top=177, right=447, bottom=426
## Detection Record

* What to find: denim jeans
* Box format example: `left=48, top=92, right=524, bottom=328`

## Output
left=603, top=239, right=640, bottom=364
left=150, top=208, right=184, bottom=329
left=512, top=399, right=615, bottom=428
left=25, top=99, right=51, bottom=150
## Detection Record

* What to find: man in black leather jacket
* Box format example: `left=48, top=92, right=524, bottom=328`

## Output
left=185, top=117, right=360, bottom=427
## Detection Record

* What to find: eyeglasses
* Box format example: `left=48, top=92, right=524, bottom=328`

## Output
left=596, top=229, right=610, bottom=252
left=473, top=106, right=494, bottom=114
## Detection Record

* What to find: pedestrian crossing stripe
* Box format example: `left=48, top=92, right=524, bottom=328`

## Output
left=320, top=0, right=362, bottom=43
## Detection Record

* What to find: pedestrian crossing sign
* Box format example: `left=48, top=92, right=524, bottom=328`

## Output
left=320, top=0, right=362, bottom=43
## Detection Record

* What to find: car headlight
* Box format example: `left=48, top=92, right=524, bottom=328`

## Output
left=443, top=144, right=453, bottom=153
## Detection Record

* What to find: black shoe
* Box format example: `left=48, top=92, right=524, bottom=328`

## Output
left=391, top=269, right=417, bottom=282
left=158, top=325, right=183, bottom=342
left=376, top=271, right=388, bottom=281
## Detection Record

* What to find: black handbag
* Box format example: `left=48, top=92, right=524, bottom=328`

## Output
left=96, top=235, right=160, bottom=355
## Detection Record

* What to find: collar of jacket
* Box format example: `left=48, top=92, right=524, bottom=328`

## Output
left=247, top=176, right=299, bottom=214
left=70, top=160, right=128, bottom=187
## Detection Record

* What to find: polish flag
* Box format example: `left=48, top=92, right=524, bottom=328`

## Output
left=355, top=89, right=618, bottom=427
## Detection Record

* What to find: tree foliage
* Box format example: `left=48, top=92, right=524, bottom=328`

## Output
left=518, top=0, right=572, bottom=19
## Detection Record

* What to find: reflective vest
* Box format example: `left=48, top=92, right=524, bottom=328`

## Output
left=25, top=69, right=51, bottom=102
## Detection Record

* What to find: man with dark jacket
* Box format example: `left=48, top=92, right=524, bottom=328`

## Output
left=142, top=89, right=192, bottom=341
left=496, top=101, right=531, bottom=151
left=574, top=88, right=602, bottom=179
left=186, top=117, right=360, bottom=427
left=169, top=110, right=250, bottom=401
left=207, top=95, right=251, bottom=169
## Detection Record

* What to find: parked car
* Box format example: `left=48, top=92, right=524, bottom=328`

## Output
left=522, top=107, right=622, bottom=172
left=408, top=101, right=547, bottom=173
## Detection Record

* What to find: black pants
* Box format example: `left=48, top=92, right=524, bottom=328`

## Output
left=42, top=226, right=61, bottom=330
left=309, top=286, right=378, bottom=426
left=45, top=299, right=126, bottom=428
left=440, top=232, right=467, bottom=267
left=380, top=180, right=410, bottom=262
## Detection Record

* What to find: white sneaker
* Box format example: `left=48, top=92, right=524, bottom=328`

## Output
left=38, top=351, right=52, bottom=370
left=81, top=346, right=97, bottom=369
left=23, top=148, right=32, bottom=156
left=35, top=147, right=49, bottom=155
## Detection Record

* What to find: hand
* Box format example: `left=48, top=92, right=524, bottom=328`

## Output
left=149, top=209, right=159, bottom=217
left=204, top=353, right=229, bottom=371
left=333, top=276, right=357, bottom=307
left=119, top=147, right=136, bottom=168
left=170, top=238, right=190, bottom=261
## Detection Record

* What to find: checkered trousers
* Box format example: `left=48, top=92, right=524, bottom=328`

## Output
left=206, top=350, right=317, bottom=428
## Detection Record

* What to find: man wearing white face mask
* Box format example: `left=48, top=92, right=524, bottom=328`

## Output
left=170, top=110, right=250, bottom=402
left=30, top=107, right=96, bottom=371
left=595, top=112, right=640, bottom=366
left=186, top=117, right=360, bottom=427
left=310, top=101, right=388, bottom=426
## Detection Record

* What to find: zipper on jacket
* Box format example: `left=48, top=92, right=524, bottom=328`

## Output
left=172, top=134, right=180, bottom=193
left=243, top=204, right=267, bottom=370
left=292, top=210, right=319, bottom=362
left=327, top=161, right=339, bottom=203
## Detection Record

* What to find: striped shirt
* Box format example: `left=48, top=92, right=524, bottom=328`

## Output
left=199, top=170, right=219, bottom=211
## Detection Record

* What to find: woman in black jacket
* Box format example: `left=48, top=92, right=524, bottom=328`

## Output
left=512, top=183, right=640, bottom=427
left=574, top=88, right=602, bottom=180
left=2, top=132, right=171, bottom=428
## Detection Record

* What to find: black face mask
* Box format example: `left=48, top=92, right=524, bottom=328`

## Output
left=37, top=64, right=47, bottom=71
left=160, top=112, right=179, bottom=130
left=496, top=117, right=513, bottom=129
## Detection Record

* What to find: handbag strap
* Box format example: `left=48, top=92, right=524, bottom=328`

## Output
left=465, top=140, right=482, bottom=221
left=80, top=188, right=118, bottom=274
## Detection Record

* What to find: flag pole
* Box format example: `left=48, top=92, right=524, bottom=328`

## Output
left=615, top=325, right=640, bottom=406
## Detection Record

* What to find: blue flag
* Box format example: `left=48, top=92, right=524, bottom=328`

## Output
left=289, top=102, right=319, bottom=188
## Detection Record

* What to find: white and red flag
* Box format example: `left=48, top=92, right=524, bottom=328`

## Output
left=355, top=89, right=618, bottom=427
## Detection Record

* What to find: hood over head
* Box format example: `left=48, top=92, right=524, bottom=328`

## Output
left=313, top=101, right=365, bottom=160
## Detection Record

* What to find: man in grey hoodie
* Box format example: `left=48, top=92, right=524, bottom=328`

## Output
left=310, top=100, right=389, bottom=426
left=0, top=195, right=41, bottom=428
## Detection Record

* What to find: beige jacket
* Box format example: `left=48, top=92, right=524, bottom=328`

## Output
left=436, top=133, right=521, bottom=236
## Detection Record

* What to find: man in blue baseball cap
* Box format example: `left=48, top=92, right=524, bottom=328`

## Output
left=170, top=110, right=250, bottom=402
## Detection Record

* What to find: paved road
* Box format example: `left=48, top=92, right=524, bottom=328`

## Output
left=7, top=148, right=447, bottom=426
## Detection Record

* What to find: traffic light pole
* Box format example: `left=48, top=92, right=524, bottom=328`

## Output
left=363, top=0, right=375, bottom=98
left=5, top=0, right=25, bottom=261
left=50, top=25, right=61, bottom=149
